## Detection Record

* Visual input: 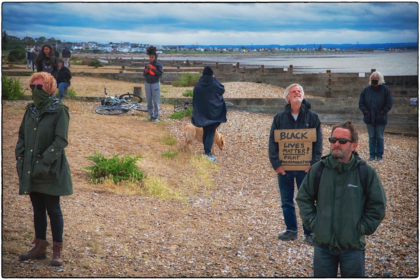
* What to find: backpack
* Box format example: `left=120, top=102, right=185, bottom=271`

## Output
left=313, top=160, right=368, bottom=201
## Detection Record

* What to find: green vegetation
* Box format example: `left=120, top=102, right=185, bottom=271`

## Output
left=161, top=150, right=178, bottom=159
left=85, top=151, right=144, bottom=183
left=88, top=59, right=103, bottom=68
left=172, top=73, right=200, bottom=87
left=182, top=89, right=194, bottom=97
left=159, top=135, right=177, bottom=146
left=7, top=48, right=26, bottom=63
left=67, top=88, right=77, bottom=97
left=2, top=75, right=25, bottom=100
left=168, top=106, right=193, bottom=119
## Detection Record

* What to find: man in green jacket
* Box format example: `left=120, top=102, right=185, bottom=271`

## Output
left=296, top=121, right=386, bottom=277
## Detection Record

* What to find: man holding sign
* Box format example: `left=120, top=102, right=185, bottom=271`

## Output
left=268, top=83, right=322, bottom=244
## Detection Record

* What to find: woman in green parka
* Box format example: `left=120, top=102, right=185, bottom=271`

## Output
left=15, top=72, right=72, bottom=266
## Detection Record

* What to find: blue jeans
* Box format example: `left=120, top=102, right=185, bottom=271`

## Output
left=203, top=122, right=220, bottom=155
left=366, top=124, right=385, bottom=158
left=314, top=245, right=365, bottom=277
left=58, top=82, right=70, bottom=100
left=30, top=192, right=63, bottom=242
left=145, top=81, right=161, bottom=119
left=278, top=171, right=310, bottom=235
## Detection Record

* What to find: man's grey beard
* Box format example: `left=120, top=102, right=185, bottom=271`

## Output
left=331, top=149, right=344, bottom=159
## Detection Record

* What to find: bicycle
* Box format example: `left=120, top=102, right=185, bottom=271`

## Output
left=95, top=88, right=148, bottom=115
left=174, top=101, right=193, bottom=112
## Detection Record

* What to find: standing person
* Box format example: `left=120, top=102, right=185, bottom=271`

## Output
left=268, top=83, right=322, bottom=244
left=296, top=121, right=386, bottom=277
left=143, top=46, right=163, bottom=122
left=359, top=71, right=393, bottom=161
left=26, top=46, right=32, bottom=69
left=192, top=66, right=227, bottom=162
left=29, top=47, right=37, bottom=71
left=61, top=47, right=71, bottom=68
left=56, top=59, right=72, bottom=100
left=16, top=72, right=73, bottom=266
left=35, top=44, right=57, bottom=77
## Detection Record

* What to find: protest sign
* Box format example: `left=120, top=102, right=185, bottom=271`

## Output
left=274, top=128, right=317, bottom=171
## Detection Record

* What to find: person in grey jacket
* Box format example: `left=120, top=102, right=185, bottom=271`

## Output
left=143, top=46, right=163, bottom=122
left=359, top=71, right=393, bottom=161
left=268, top=83, right=322, bottom=244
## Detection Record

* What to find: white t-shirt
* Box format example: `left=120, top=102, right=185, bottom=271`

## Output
left=292, top=113, right=299, bottom=121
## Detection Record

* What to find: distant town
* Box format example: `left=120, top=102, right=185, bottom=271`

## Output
left=2, top=32, right=417, bottom=54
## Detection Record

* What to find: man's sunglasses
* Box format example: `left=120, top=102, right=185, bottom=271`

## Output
left=30, top=84, right=43, bottom=90
left=328, top=137, right=352, bottom=144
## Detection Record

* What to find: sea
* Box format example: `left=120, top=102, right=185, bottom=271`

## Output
left=157, top=51, right=418, bottom=76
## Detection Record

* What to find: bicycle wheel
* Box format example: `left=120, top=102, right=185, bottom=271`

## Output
left=120, top=93, right=142, bottom=103
left=95, top=105, right=128, bottom=115
left=132, top=103, right=148, bottom=112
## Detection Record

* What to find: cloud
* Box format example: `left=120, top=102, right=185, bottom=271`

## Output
left=2, top=2, right=418, bottom=44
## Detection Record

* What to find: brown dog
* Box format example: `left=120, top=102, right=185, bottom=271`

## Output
left=184, top=123, right=225, bottom=153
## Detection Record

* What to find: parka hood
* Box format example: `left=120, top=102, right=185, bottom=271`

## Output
left=321, top=152, right=363, bottom=174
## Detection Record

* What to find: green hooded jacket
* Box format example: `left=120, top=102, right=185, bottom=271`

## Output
left=15, top=98, right=73, bottom=196
left=296, top=153, right=386, bottom=250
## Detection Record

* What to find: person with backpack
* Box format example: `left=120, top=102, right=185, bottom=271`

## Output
left=296, top=121, right=386, bottom=277
left=268, top=83, right=322, bottom=245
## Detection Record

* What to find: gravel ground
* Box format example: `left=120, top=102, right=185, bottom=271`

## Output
left=2, top=98, right=417, bottom=277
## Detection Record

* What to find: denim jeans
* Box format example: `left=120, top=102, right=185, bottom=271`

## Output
left=145, top=81, right=161, bottom=119
left=366, top=124, right=385, bottom=158
left=314, top=245, right=365, bottom=277
left=203, top=122, right=220, bottom=155
left=58, top=82, right=70, bottom=100
left=278, top=171, right=310, bottom=235
left=30, top=192, right=63, bottom=242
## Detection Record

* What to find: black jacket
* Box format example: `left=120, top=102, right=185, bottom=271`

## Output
left=143, top=58, right=163, bottom=84
left=56, top=66, right=72, bottom=84
left=268, top=99, right=322, bottom=170
left=36, top=56, right=57, bottom=77
left=359, top=85, right=393, bottom=125
left=192, top=75, right=227, bottom=127
left=62, top=48, right=71, bottom=58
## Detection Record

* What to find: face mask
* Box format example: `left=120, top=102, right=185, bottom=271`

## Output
left=371, top=79, right=379, bottom=85
left=32, top=86, right=51, bottom=109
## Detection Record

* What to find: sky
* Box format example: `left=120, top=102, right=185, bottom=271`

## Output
left=2, top=2, right=418, bottom=45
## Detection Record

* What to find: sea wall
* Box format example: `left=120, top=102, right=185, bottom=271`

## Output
left=85, top=58, right=418, bottom=98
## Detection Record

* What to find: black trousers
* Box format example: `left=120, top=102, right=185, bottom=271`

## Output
left=202, top=122, right=220, bottom=155
left=30, top=192, right=63, bottom=242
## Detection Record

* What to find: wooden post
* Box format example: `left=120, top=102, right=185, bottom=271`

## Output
left=326, top=69, right=332, bottom=98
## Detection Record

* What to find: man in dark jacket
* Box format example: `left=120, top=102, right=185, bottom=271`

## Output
left=268, top=83, right=322, bottom=244
left=56, top=60, right=72, bottom=100
left=61, top=47, right=71, bottom=68
left=192, top=66, right=227, bottom=162
left=296, top=121, right=386, bottom=277
left=359, top=71, right=393, bottom=162
left=143, top=46, right=163, bottom=122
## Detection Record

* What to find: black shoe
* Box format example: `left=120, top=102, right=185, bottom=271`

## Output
left=368, top=157, right=375, bottom=161
left=278, top=231, right=297, bottom=241
left=304, top=233, right=314, bottom=246
left=376, top=157, right=383, bottom=162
